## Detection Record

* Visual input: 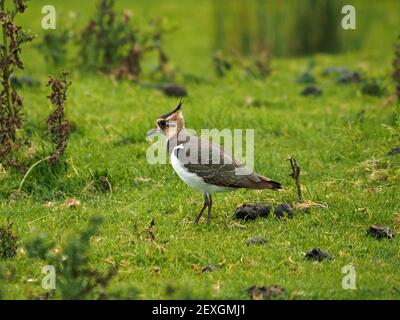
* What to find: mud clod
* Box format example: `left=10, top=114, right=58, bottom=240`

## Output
left=337, top=71, right=362, bottom=84
left=300, top=86, right=322, bottom=96
left=201, top=265, right=216, bottom=273
left=305, top=248, right=332, bottom=261
left=234, top=204, right=271, bottom=220
left=274, top=203, right=294, bottom=219
left=246, top=285, right=285, bottom=300
left=368, top=225, right=395, bottom=239
left=388, top=146, right=400, bottom=156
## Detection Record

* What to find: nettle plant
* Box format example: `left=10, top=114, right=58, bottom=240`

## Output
left=36, top=0, right=176, bottom=82
left=79, top=0, right=135, bottom=74
left=81, top=0, right=176, bottom=81
left=0, top=0, right=34, bottom=165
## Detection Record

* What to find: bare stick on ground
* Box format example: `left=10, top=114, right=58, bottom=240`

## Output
left=288, top=156, right=302, bottom=202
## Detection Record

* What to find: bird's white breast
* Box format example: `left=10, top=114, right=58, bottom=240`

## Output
left=170, top=144, right=231, bottom=194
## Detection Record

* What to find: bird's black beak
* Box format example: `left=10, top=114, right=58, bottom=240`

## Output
left=146, top=127, right=162, bottom=139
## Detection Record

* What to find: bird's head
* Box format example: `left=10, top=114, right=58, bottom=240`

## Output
left=149, top=100, right=185, bottom=139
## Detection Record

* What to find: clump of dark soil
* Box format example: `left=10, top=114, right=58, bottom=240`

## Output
left=337, top=71, right=362, bottom=84
left=321, top=67, right=362, bottom=84
left=388, top=146, right=400, bottom=156
left=246, top=237, right=268, bottom=246
left=274, top=203, right=294, bottom=219
left=246, top=285, right=285, bottom=300
left=234, top=204, right=271, bottom=220
left=300, top=86, right=322, bottom=96
left=368, top=225, right=395, bottom=239
left=201, top=265, right=216, bottom=273
left=305, top=248, right=333, bottom=261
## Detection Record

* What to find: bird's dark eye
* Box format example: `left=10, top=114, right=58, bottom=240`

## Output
left=158, top=120, right=167, bottom=128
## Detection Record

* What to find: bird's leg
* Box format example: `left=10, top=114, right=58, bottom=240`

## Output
left=194, top=193, right=209, bottom=224
left=207, top=194, right=212, bottom=224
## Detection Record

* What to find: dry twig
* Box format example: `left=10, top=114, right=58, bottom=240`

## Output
left=288, top=156, right=302, bottom=201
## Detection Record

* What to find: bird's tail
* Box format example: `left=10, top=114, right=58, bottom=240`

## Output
left=254, top=176, right=282, bottom=190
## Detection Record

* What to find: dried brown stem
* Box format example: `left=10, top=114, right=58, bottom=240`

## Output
left=288, top=156, right=303, bottom=202
left=46, top=72, right=71, bottom=163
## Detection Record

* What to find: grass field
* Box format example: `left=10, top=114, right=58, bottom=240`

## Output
left=1, top=0, right=400, bottom=299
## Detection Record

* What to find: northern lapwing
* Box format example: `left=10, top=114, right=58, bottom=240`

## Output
left=148, top=101, right=282, bottom=223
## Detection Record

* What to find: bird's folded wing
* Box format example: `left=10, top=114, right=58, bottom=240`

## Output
left=177, top=135, right=259, bottom=188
